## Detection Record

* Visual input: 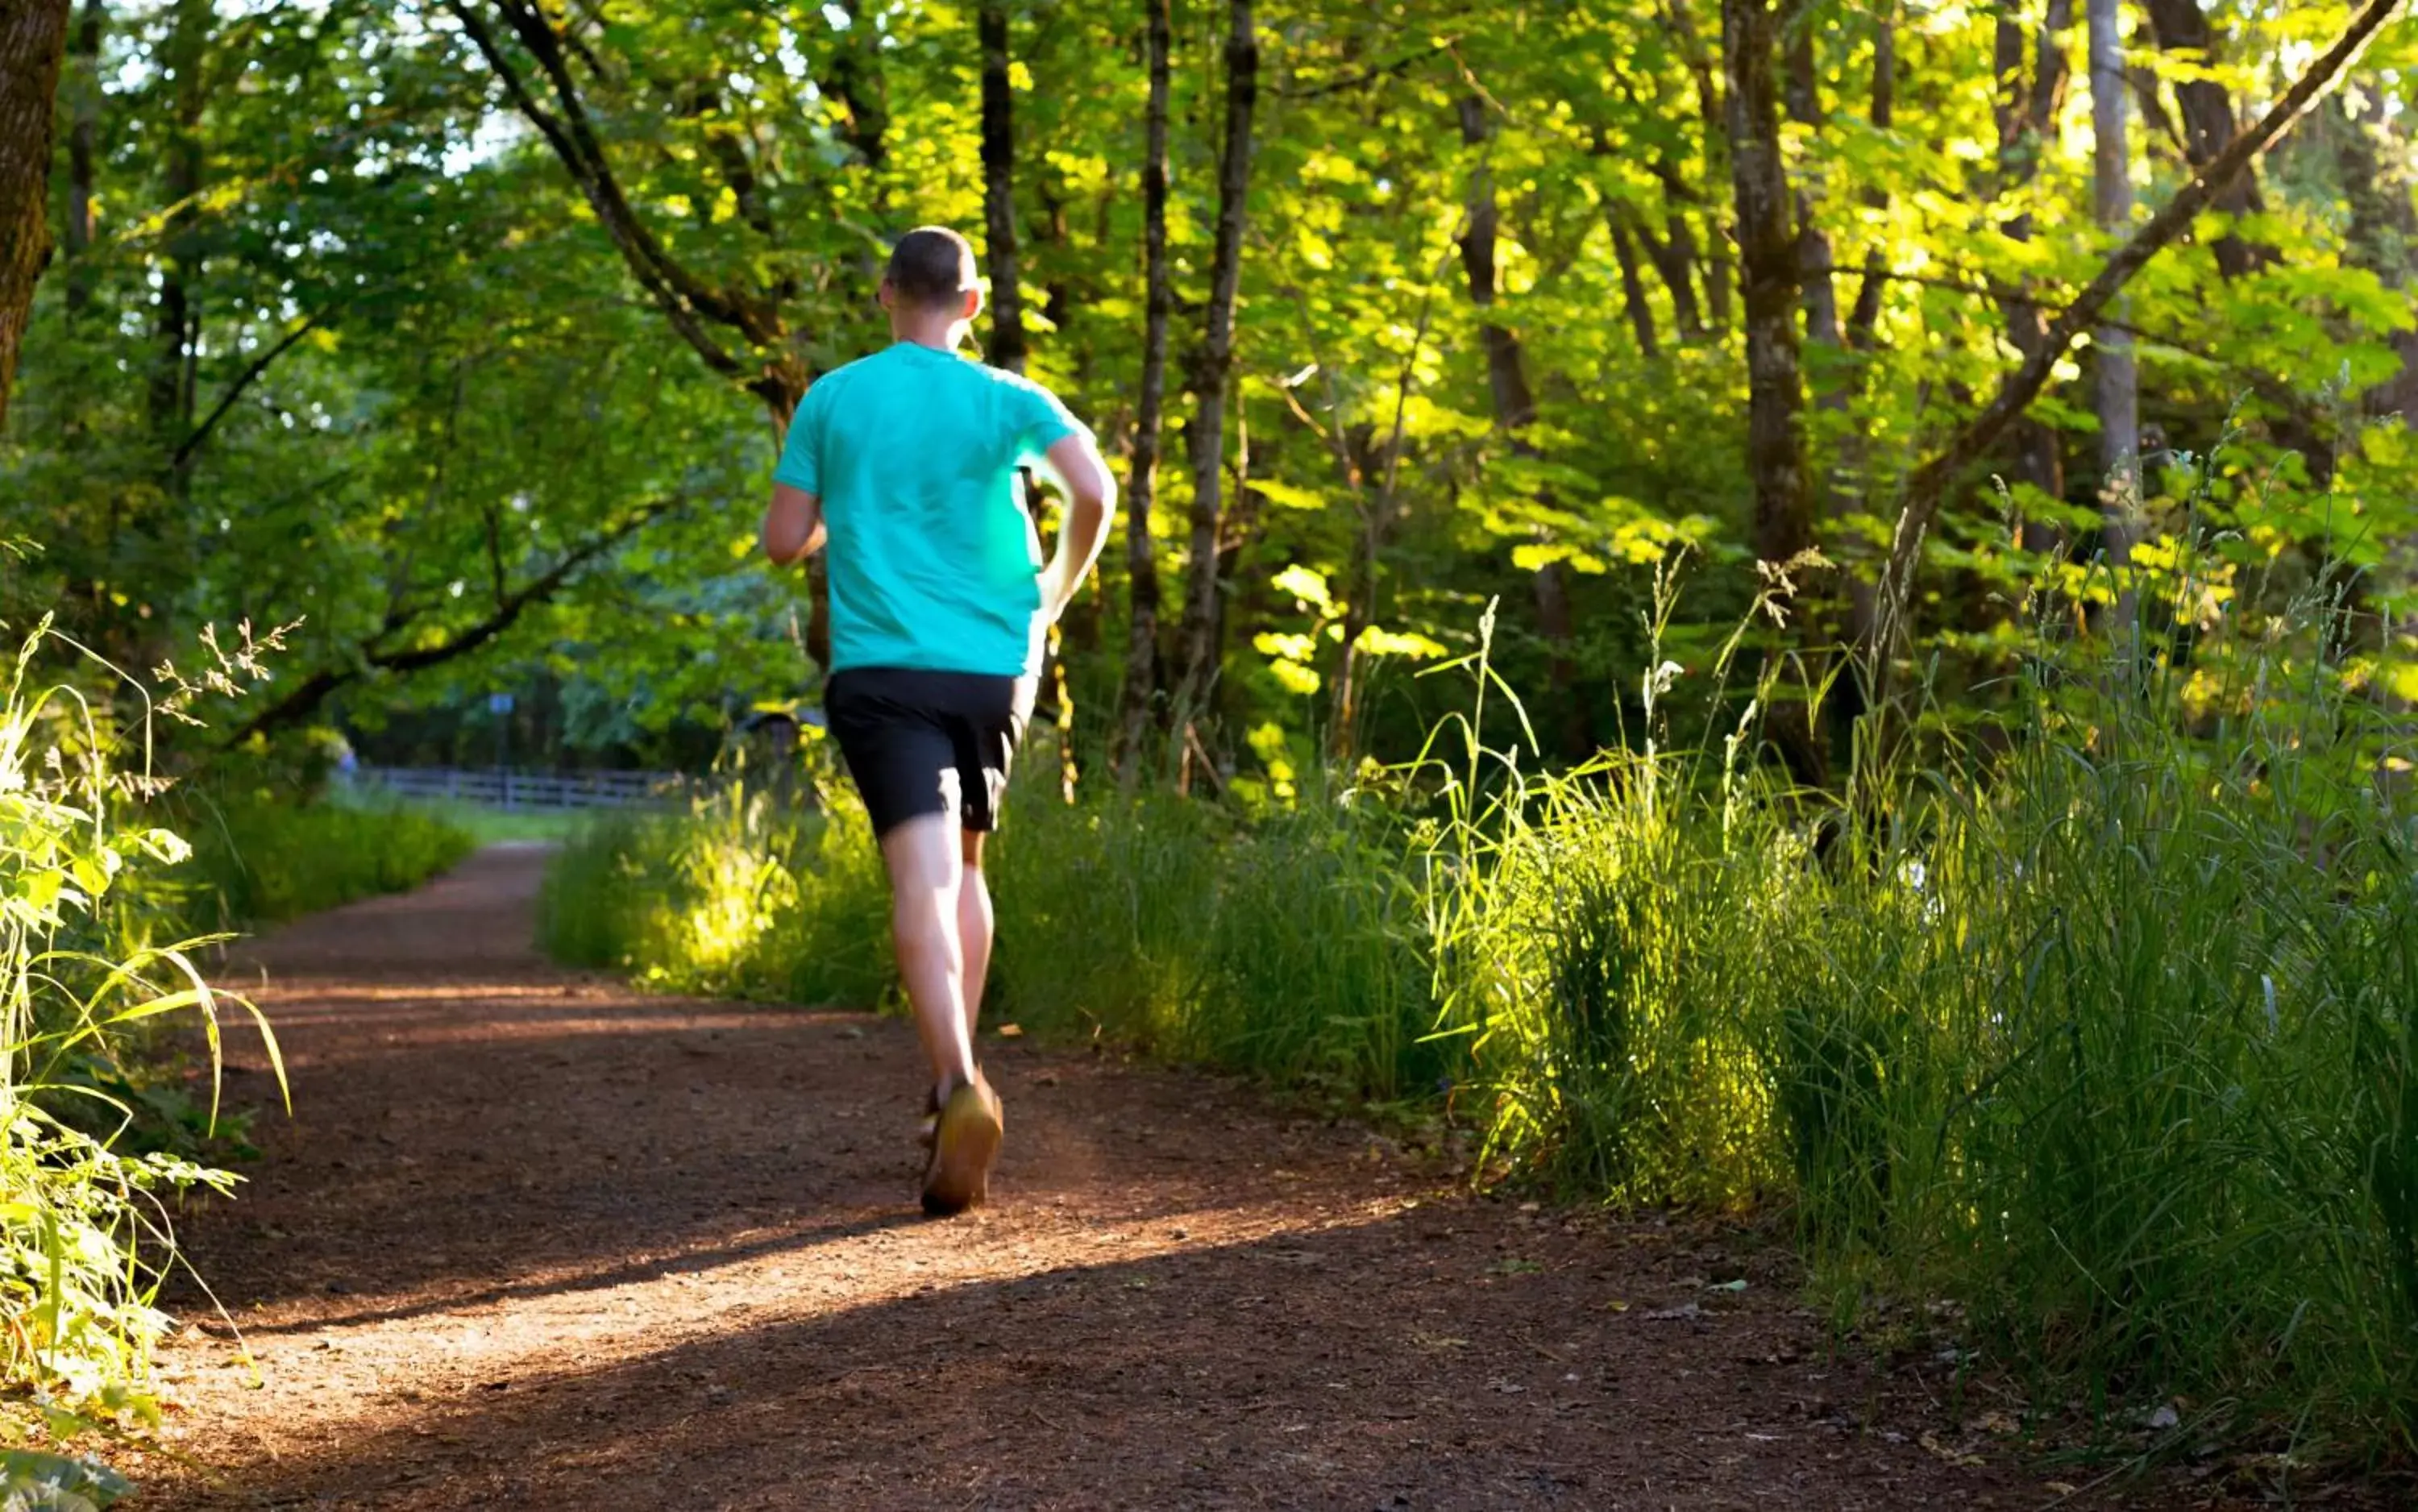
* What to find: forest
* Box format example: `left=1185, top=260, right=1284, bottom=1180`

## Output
left=0, top=0, right=2416, bottom=1501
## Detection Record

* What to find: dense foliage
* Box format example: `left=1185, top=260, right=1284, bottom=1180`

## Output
left=3, top=1, right=2414, bottom=771
left=0, top=623, right=258, bottom=1453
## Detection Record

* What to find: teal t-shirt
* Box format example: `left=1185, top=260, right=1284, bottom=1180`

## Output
left=774, top=342, right=1086, bottom=678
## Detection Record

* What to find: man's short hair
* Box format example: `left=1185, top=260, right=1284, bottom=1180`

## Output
left=885, top=226, right=978, bottom=309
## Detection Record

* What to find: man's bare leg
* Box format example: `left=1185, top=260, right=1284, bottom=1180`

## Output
left=883, top=814, right=1003, bottom=1215
left=958, top=829, right=994, bottom=1048
left=881, top=814, right=976, bottom=1098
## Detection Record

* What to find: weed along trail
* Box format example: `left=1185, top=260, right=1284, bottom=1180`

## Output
left=143, top=846, right=2083, bottom=1510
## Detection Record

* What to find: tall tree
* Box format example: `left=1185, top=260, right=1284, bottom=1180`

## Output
left=2138, top=0, right=2331, bottom=480
left=60, top=0, right=100, bottom=318
left=443, top=2, right=898, bottom=671
left=1113, top=0, right=1174, bottom=780
left=1457, top=95, right=1593, bottom=760
left=0, top=0, right=69, bottom=430
left=2088, top=0, right=2138, bottom=618
left=1874, top=0, right=2404, bottom=671
left=1171, top=0, right=1258, bottom=721
left=1784, top=33, right=1841, bottom=355
left=978, top=1, right=1026, bottom=375
left=1722, top=0, right=1825, bottom=784
left=150, top=0, right=208, bottom=487
left=2142, top=0, right=2269, bottom=279
left=1606, top=210, right=1660, bottom=359
left=444, top=2, right=815, bottom=416
left=1994, top=0, right=2073, bottom=547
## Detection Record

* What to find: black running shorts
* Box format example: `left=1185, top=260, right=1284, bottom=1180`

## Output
left=825, top=668, right=1037, bottom=837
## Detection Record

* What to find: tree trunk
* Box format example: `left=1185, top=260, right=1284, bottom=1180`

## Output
left=1662, top=0, right=1732, bottom=337
left=2142, top=0, right=2268, bottom=279
left=1844, top=18, right=1895, bottom=347
left=1722, top=0, right=1825, bottom=785
left=1994, top=0, right=2072, bottom=550
left=0, top=0, right=69, bottom=431
left=1704, top=214, right=1735, bottom=333
left=1630, top=194, right=1705, bottom=339
left=1113, top=0, right=1174, bottom=783
left=978, top=1, right=1026, bottom=375
left=1789, top=17, right=1888, bottom=773
left=2088, top=0, right=2138, bottom=623
left=2138, top=0, right=2331, bottom=481
left=974, top=2, right=1078, bottom=793
left=1606, top=209, right=1660, bottom=359
left=62, top=0, right=98, bottom=318
left=1783, top=34, right=1839, bottom=351
left=1459, top=95, right=1592, bottom=760
left=1457, top=102, right=1535, bottom=427
left=1171, top=0, right=1257, bottom=721
left=151, top=0, right=207, bottom=476
left=1830, top=15, right=1899, bottom=764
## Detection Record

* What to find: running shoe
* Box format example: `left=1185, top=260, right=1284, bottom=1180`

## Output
left=921, top=1076, right=1003, bottom=1217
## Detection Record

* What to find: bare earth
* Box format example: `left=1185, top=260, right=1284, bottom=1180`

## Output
left=134, top=845, right=2171, bottom=1510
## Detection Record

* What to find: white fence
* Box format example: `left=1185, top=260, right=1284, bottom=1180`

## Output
left=349, top=765, right=682, bottom=812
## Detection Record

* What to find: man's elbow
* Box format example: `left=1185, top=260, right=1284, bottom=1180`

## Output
left=1074, top=458, right=1117, bottom=516
left=761, top=525, right=810, bottom=566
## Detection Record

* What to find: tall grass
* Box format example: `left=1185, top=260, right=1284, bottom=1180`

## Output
left=540, top=765, right=891, bottom=1008
left=985, top=784, right=1439, bottom=1099
left=1419, top=573, right=2418, bottom=1456
left=540, top=742, right=1442, bottom=1101
left=542, top=576, right=2418, bottom=1459
left=171, top=796, right=477, bottom=931
left=0, top=620, right=283, bottom=1448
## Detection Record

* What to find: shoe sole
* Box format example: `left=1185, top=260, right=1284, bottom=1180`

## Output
left=922, top=1082, right=1003, bottom=1217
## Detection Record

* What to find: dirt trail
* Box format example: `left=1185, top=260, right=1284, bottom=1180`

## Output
left=139, top=845, right=2121, bottom=1510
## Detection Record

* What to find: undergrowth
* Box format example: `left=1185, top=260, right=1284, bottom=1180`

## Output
left=541, top=567, right=2418, bottom=1463
left=168, top=795, right=476, bottom=933
left=0, top=618, right=289, bottom=1489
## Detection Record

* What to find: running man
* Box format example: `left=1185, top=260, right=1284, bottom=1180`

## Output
left=759, top=226, right=1116, bottom=1216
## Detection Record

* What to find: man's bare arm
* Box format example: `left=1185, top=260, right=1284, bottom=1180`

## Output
left=1033, top=432, right=1116, bottom=622
left=761, top=482, right=826, bottom=565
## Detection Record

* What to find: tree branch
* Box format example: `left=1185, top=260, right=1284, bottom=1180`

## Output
left=221, top=496, right=686, bottom=745
left=172, top=312, right=323, bottom=471
left=444, top=2, right=754, bottom=379
left=1814, top=261, right=2337, bottom=435
left=1280, top=39, right=1454, bottom=99
left=1872, top=0, right=2402, bottom=655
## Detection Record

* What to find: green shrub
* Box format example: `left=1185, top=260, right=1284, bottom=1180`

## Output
left=539, top=770, right=891, bottom=1007
left=171, top=796, right=476, bottom=931
left=540, top=749, right=1441, bottom=1102
left=1417, top=588, right=2418, bottom=1456
left=0, top=621, right=280, bottom=1435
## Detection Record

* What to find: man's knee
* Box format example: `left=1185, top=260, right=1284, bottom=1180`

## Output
left=961, top=829, right=986, bottom=870
left=891, top=889, right=958, bottom=953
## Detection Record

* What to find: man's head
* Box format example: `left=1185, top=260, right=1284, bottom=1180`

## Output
left=880, top=226, right=983, bottom=334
